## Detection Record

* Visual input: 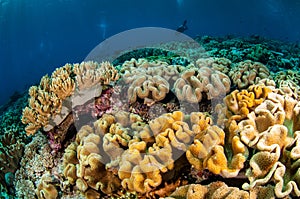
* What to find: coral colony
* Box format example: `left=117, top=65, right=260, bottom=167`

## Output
left=1, top=35, right=300, bottom=199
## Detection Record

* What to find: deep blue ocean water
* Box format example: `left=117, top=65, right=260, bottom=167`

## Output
left=1, top=0, right=300, bottom=106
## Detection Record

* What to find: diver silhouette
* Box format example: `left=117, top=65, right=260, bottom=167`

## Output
left=176, top=20, right=188, bottom=33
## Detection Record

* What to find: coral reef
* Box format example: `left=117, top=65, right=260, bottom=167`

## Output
left=3, top=35, right=300, bottom=198
left=229, top=60, right=270, bottom=89
left=14, top=132, right=56, bottom=199
left=174, top=66, right=231, bottom=103
left=21, top=61, right=119, bottom=136
left=35, top=172, right=59, bottom=199
left=0, top=129, right=25, bottom=195
left=167, top=181, right=249, bottom=199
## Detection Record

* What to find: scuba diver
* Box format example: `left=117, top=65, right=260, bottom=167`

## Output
left=176, top=20, right=188, bottom=33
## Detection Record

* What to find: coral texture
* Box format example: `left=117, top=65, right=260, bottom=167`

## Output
left=229, top=60, right=270, bottom=89
left=21, top=61, right=119, bottom=136
left=168, top=181, right=249, bottom=199
left=12, top=35, right=300, bottom=199
left=174, top=66, right=231, bottom=103
left=0, top=129, right=26, bottom=191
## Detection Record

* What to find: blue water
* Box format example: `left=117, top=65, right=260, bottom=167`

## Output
left=1, top=0, right=300, bottom=106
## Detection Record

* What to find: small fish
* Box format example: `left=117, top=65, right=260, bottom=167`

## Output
left=176, top=20, right=188, bottom=33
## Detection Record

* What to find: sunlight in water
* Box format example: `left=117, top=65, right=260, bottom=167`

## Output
left=176, top=0, right=183, bottom=7
left=97, top=21, right=107, bottom=40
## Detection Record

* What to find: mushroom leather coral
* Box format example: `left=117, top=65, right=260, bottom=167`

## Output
left=35, top=173, right=58, bottom=199
left=195, top=57, right=232, bottom=75
left=186, top=125, right=247, bottom=178
left=174, top=66, right=230, bottom=103
left=229, top=60, right=270, bottom=89
left=168, top=181, right=249, bottom=199
left=63, top=120, right=121, bottom=196
left=127, top=75, right=169, bottom=104
left=224, top=85, right=272, bottom=121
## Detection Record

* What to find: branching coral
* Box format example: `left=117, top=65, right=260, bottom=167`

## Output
left=21, top=61, right=119, bottom=136
left=14, top=132, right=55, bottom=199
left=0, top=131, right=24, bottom=173
left=16, top=48, right=300, bottom=199
left=73, top=61, right=119, bottom=91
left=0, top=129, right=26, bottom=192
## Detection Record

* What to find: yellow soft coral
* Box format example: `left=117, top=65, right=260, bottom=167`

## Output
left=224, top=85, right=271, bottom=122
left=169, top=181, right=249, bottom=199
left=35, top=172, right=58, bottom=199
left=62, top=121, right=122, bottom=196
left=187, top=124, right=248, bottom=178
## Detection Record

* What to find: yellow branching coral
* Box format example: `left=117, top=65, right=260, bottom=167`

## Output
left=22, top=76, right=64, bottom=135
left=50, top=63, right=75, bottom=99
left=229, top=60, right=270, bottom=89
left=22, top=61, right=119, bottom=135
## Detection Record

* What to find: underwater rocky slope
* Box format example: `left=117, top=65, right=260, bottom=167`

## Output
left=1, top=35, right=300, bottom=199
